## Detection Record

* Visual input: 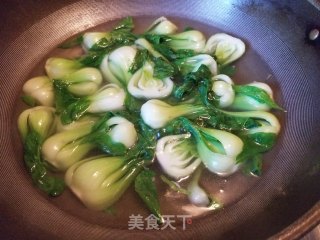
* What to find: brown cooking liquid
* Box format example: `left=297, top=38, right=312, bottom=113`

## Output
left=17, top=16, right=282, bottom=229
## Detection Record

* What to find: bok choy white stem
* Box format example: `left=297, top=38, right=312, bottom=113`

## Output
left=128, top=61, right=174, bottom=99
left=146, top=16, right=178, bottom=35
left=18, top=106, right=64, bottom=196
left=87, top=83, right=126, bottom=113
left=175, top=54, right=218, bottom=76
left=135, top=38, right=166, bottom=60
left=61, top=67, right=103, bottom=96
left=18, top=106, right=56, bottom=142
left=45, top=57, right=103, bottom=96
left=180, top=118, right=244, bottom=176
left=166, top=30, right=206, bottom=53
left=221, top=110, right=281, bottom=134
left=156, top=133, right=201, bottom=179
left=187, top=166, right=210, bottom=207
left=100, top=46, right=137, bottom=86
left=204, top=33, right=245, bottom=65
left=41, top=121, right=96, bottom=171
left=231, top=82, right=279, bottom=111
left=82, top=32, right=111, bottom=51
left=211, top=74, right=235, bottom=108
left=56, top=115, right=99, bottom=132
left=140, top=99, right=206, bottom=129
left=45, top=57, right=83, bottom=80
left=106, top=116, right=137, bottom=148
left=65, top=155, right=144, bottom=210
left=22, top=76, right=54, bottom=107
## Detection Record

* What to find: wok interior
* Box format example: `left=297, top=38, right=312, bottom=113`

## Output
left=1, top=1, right=320, bottom=239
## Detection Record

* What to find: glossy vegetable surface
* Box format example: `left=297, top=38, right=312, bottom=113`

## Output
left=17, top=16, right=282, bottom=218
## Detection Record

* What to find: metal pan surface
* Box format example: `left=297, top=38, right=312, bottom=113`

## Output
left=0, top=0, right=320, bottom=239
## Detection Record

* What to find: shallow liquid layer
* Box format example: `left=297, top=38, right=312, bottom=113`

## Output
left=16, top=15, right=281, bottom=229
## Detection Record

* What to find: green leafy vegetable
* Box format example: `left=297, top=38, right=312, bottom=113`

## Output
left=218, top=64, right=236, bottom=76
left=18, top=16, right=283, bottom=215
left=202, top=108, right=262, bottom=131
left=135, top=169, right=163, bottom=223
left=65, top=155, right=144, bottom=210
left=83, top=114, right=127, bottom=155
left=144, top=34, right=196, bottom=60
left=242, top=155, right=263, bottom=176
left=78, top=51, right=106, bottom=68
left=187, top=166, right=211, bottom=207
left=18, top=107, right=65, bottom=196
left=54, top=80, right=126, bottom=124
left=53, top=80, right=78, bottom=113
left=178, top=117, right=244, bottom=176
left=237, top=132, right=277, bottom=176
left=245, top=132, right=278, bottom=151
left=152, top=57, right=175, bottom=79
left=60, top=98, right=91, bottom=124
left=174, top=54, right=217, bottom=76
left=155, top=118, right=187, bottom=139
left=160, top=175, right=188, bottom=194
left=146, top=17, right=178, bottom=35
left=128, top=120, right=157, bottom=162
left=90, top=32, right=135, bottom=52
left=144, top=34, right=168, bottom=45
left=129, top=45, right=175, bottom=80
left=53, top=79, right=88, bottom=123
left=141, top=99, right=207, bottom=129
left=205, top=33, right=245, bottom=65
left=129, top=49, right=149, bottom=74
left=114, top=16, right=134, bottom=31
left=234, top=85, right=283, bottom=110
left=84, top=131, right=127, bottom=155
left=124, top=91, right=144, bottom=114
left=24, top=130, right=65, bottom=196
left=154, top=43, right=195, bottom=61
left=156, top=133, right=201, bottom=179
left=173, top=64, right=212, bottom=100
left=41, top=121, right=95, bottom=171
left=22, top=76, right=54, bottom=107
left=80, top=17, right=137, bottom=67
left=91, top=16, right=135, bottom=51
left=183, top=26, right=194, bottom=32
left=21, top=95, right=36, bottom=107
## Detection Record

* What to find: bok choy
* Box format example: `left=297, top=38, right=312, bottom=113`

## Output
left=22, top=76, right=54, bottom=107
left=45, top=58, right=103, bottom=96
left=231, top=82, right=281, bottom=111
left=146, top=16, right=178, bottom=35
left=41, top=121, right=96, bottom=171
left=204, top=33, right=246, bottom=65
left=141, top=99, right=206, bottom=129
left=54, top=80, right=126, bottom=124
left=17, top=16, right=283, bottom=216
left=128, top=61, right=174, bottom=99
left=166, top=30, right=206, bottom=53
left=100, top=46, right=137, bottom=86
left=180, top=118, right=244, bottom=176
left=211, top=74, right=235, bottom=108
left=18, top=106, right=64, bottom=196
left=65, top=155, right=144, bottom=210
left=82, top=32, right=111, bottom=51
left=156, top=133, right=201, bottom=179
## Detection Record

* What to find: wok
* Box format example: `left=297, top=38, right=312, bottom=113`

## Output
left=0, top=0, right=320, bottom=239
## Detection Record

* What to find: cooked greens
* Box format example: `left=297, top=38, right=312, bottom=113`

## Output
left=18, top=16, right=283, bottom=218
left=18, top=106, right=64, bottom=196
